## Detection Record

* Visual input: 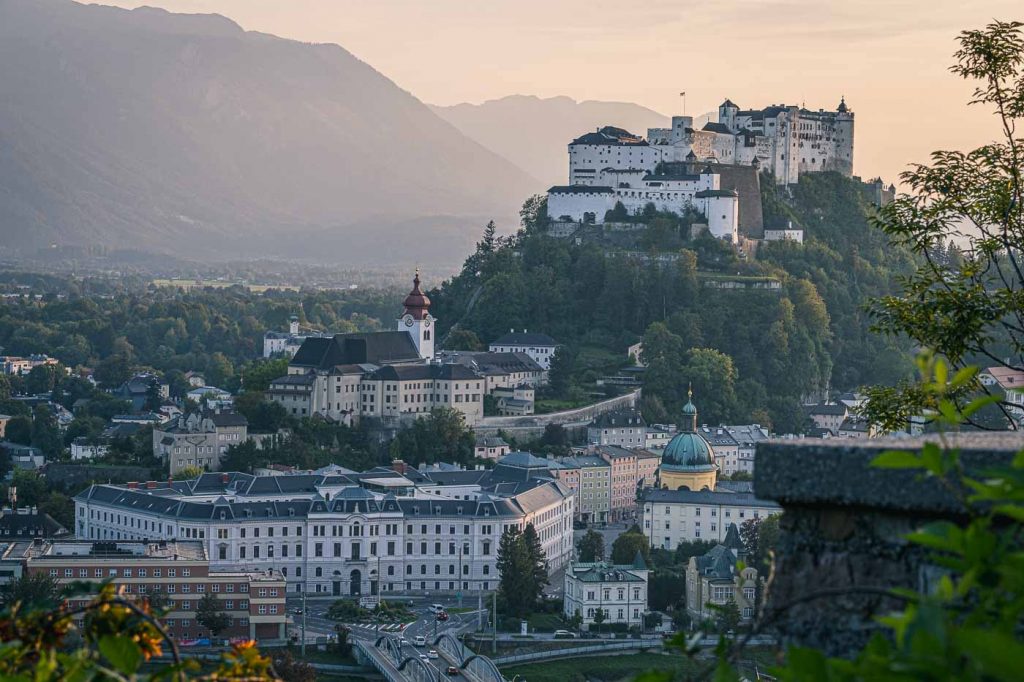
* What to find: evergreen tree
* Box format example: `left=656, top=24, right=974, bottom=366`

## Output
left=522, top=523, right=549, bottom=599
left=196, top=593, right=231, bottom=638
left=577, top=529, right=605, bottom=562
left=496, top=527, right=539, bottom=618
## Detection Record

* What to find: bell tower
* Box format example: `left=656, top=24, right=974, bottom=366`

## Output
left=397, top=270, right=435, bottom=360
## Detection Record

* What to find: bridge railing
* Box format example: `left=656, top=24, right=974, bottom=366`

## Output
left=491, top=638, right=664, bottom=665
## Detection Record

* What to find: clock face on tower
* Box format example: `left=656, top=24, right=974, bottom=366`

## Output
left=404, top=315, right=413, bottom=327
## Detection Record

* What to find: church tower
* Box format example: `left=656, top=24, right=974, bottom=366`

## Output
left=398, top=270, right=435, bottom=360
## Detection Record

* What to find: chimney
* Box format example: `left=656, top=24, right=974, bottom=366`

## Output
left=127, top=481, right=138, bottom=489
left=391, top=459, right=407, bottom=475
left=146, top=481, right=156, bottom=489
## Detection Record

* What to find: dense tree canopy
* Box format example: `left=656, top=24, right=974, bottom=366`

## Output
left=430, top=171, right=915, bottom=433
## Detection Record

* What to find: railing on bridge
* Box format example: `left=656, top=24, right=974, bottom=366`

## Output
left=432, top=633, right=506, bottom=682
left=364, top=629, right=508, bottom=682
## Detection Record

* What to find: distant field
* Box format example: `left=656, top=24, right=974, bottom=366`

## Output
left=150, top=279, right=301, bottom=292
left=501, top=649, right=777, bottom=682
left=501, top=651, right=692, bottom=682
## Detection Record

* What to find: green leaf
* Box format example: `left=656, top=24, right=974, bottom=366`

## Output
left=949, top=365, right=978, bottom=389
left=961, top=394, right=1001, bottom=418
left=871, top=450, right=923, bottom=469
left=992, top=504, right=1024, bottom=522
left=98, top=635, right=141, bottom=674
left=955, top=627, right=1024, bottom=682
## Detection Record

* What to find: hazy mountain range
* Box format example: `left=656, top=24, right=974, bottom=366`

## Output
left=0, top=0, right=692, bottom=265
left=431, top=95, right=677, bottom=187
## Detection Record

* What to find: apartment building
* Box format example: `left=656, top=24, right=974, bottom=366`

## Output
left=12, top=539, right=287, bottom=644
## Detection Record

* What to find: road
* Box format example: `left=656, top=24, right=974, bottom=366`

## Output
left=287, top=594, right=489, bottom=682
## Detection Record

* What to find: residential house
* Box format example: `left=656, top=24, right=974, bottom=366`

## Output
left=563, top=553, right=649, bottom=630
left=474, top=436, right=510, bottom=461
left=488, top=331, right=559, bottom=370
left=152, top=409, right=249, bottom=475
left=685, top=524, right=759, bottom=624
left=587, top=410, right=647, bottom=448
left=114, top=373, right=169, bottom=413
left=806, top=403, right=848, bottom=432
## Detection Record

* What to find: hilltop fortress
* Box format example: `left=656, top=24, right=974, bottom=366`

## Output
left=548, top=98, right=854, bottom=241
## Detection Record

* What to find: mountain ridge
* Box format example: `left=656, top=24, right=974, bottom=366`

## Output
left=0, top=0, right=540, bottom=263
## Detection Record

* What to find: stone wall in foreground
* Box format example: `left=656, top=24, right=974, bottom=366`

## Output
left=754, top=433, right=1024, bottom=657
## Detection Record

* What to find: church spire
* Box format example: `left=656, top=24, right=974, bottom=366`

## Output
left=402, top=269, right=431, bottom=320
left=681, top=384, right=698, bottom=432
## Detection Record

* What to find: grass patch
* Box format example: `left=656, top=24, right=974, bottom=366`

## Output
left=266, top=645, right=360, bottom=667
left=498, top=612, right=567, bottom=633
left=501, top=652, right=693, bottom=682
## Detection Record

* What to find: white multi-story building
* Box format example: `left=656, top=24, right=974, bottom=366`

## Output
left=152, top=409, right=249, bottom=475
left=563, top=555, right=649, bottom=630
left=73, top=457, right=575, bottom=597
left=266, top=273, right=486, bottom=427
left=488, top=332, right=559, bottom=371
left=547, top=97, right=853, bottom=238
left=641, top=488, right=780, bottom=549
left=548, top=167, right=739, bottom=243
left=262, top=316, right=332, bottom=358
left=649, top=99, right=854, bottom=185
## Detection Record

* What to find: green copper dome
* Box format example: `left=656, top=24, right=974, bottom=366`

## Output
left=661, top=431, right=715, bottom=471
left=661, top=387, right=715, bottom=471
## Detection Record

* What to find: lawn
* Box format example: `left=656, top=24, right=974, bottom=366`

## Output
left=501, top=652, right=695, bottom=682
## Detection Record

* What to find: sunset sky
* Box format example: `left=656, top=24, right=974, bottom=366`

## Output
left=105, top=0, right=1018, bottom=185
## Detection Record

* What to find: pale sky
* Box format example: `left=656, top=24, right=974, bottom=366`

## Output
left=102, top=0, right=1019, bottom=185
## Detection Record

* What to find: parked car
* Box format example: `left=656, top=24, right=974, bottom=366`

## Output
left=427, top=650, right=439, bottom=659
left=553, top=630, right=577, bottom=639
left=446, top=667, right=459, bottom=676
left=413, top=636, right=427, bottom=647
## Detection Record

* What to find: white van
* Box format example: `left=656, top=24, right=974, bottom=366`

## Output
left=430, top=604, right=445, bottom=613
left=413, top=635, right=427, bottom=647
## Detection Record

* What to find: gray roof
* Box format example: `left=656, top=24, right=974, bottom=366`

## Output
left=590, top=410, right=645, bottom=430
left=568, top=561, right=646, bottom=583
left=695, top=189, right=739, bottom=198
left=547, top=186, right=615, bottom=195
left=694, top=545, right=738, bottom=582
left=643, top=488, right=780, bottom=509
left=702, top=122, right=735, bottom=134
left=570, top=127, right=648, bottom=146
left=369, top=364, right=479, bottom=382
left=291, top=332, right=421, bottom=369
left=806, top=403, right=848, bottom=416
left=491, top=332, right=558, bottom=348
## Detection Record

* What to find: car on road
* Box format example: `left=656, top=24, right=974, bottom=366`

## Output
left=413, top=636, right=427, bottom=647
left=553, top=630, right=577, bottom=639
left=292, top=607, right=303, bottom=615
left=436, top=611, right=449, bottom=622
left=446, top=667, right=459, bottom=676
left=430, top=604, right=445, bottom=613
left=419, top=655, right=430, bottom=663
left=427, top=650, right=439, bottom=659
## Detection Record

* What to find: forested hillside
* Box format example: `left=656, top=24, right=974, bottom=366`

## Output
left=0, top=283, right=397, bottom=391
left=430, top=173, right=918, bottom=432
